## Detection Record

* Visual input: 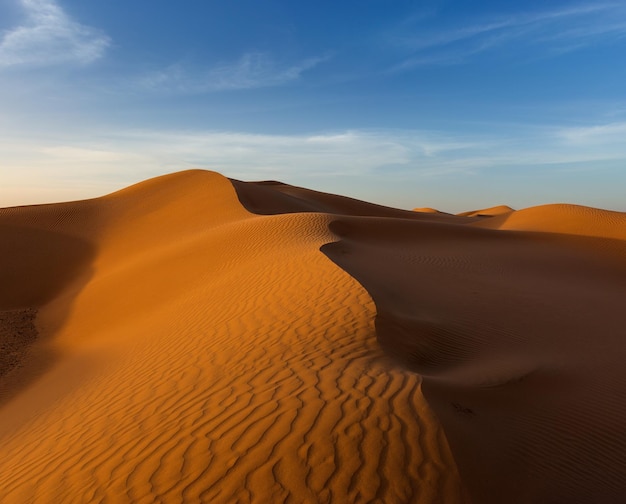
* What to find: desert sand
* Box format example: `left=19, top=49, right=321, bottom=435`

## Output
left=456, top=205, right=515, bottom=217
left=1, top=170, right=625, bottom=503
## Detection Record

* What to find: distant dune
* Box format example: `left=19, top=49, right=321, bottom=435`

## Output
left=456, top=204, right=515, bottom=217
left=412, top=207, right=443, bottom=214
left=1, top=170, right=625, bottom=503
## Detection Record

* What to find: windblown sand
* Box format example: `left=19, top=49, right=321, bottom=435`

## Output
left=1, top=170, right=625, bottom=503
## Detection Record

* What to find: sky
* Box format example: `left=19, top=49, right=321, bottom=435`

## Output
left=1, top=0, right=626, bottom=212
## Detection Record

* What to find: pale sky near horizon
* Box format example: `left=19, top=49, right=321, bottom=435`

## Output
left=1, top=0, right=625, bottom=212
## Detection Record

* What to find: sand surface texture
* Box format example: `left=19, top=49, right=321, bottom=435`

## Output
left=2, top=170, right=625, bottom=503
left=0, top=171, right=467, bottom=503
left=324, top=203, right=626, bottom=503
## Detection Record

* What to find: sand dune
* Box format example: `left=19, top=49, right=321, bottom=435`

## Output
left=230, top=178, right=472, bottom=224
left=323, top=207, right=626, bottom=503
left=457, top=204, right=514, bottom=217
left=473, top=203, right=626, bottom=240
left=0, top=171, right=466, bottom=503
left=412, top=207, right=444, bottom=214
left=1, top=170, right=624, bottom=503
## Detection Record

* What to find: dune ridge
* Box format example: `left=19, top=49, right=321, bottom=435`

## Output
left=473, top=203, right=626, bottom=240
left=457, top=204, right=514, bottom=217
left=322, top=204, right=626, bottom=503
left=2, top=170, right=624, bottom=503
left=0, top=171, right=467, bottom=503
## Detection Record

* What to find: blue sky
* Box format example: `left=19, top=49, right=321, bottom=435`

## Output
left=1, top=0, right=625, bottom=212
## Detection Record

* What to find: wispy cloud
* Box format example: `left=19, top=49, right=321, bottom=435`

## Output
left=555, top=121, right=626, bottom=145
left=4, top=122, right=626, bottom=183
left=0, top=0, right=109, bottom=68
left=0, top=127, right=486, bottom=205
left=137, top=52, right=329, bottom=94
left=2, top=120, right=625, bottom=208
left=392, top=3, right=626, bottom=70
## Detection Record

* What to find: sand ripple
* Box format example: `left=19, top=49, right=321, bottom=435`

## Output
left=0, top=171, right=467, bottom=503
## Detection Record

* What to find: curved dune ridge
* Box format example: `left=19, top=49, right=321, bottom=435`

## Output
left=412, top=208, right=444, bottom=214
left=323, top=204, right=626, bottom=502
left=0, top=170, right=467, bottom=503
left=472, top=203, right=626, bottom=241
left=456, top=204, right=514, bottom=217
left=1, top=171, right=625, bottom=503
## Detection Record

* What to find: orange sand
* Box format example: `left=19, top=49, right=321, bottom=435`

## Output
left=0, top=171, right=465, bottom=503
left=323, top=203, right=626, bottom=503
left=456, top=204, right=514, bottom=217
left=412, top=207, right=447, bottom=214
left=1, top=170, right=625, bottom=503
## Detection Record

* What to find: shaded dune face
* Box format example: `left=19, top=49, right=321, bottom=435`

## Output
left=322, top=210, right=626, bottom=503
left=3, top=169, right=623, bottom=503
left=0, top=224, right=94, bottom=309
left=230, top=177, right=476, bottom=223
left=0, top=171, right=468, bottom=503
left=0, top=206, right=97, bottom=401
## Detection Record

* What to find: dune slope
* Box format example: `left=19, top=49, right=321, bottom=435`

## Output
left=456, top=204, right=514, bottom=217
left=4, top=171, right=623, bottom=503
left=322, top=207, right=626, bottom=503
left=0, top=171, right=466, bottom=503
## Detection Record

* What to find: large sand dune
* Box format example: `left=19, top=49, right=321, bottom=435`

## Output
left=1, top=169, right=624, bottom=503
left=0, top=171, right=465, bottom=503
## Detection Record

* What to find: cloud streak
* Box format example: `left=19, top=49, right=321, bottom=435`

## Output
left=1, top=120, right=626, bottom=213
left=392, top=3, right=626, bottom=69
left=0, top=128, right=486, bottom=206
left=3, top=121, right=626, bottom=199
left=555, top=121, right=626, bottom=146
left=0, top=0, right=109, bottom=68
left=138, top=52, right=329, bottom=94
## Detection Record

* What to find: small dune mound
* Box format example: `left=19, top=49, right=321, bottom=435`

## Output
left=473, top=203, right=626, bottom=240
left=413, top=207, right=442, bottom=213
left=457, top=204, right=514, bottom=217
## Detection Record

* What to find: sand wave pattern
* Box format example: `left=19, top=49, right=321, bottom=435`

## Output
left=2, top=170, right=624, bottom=503
left=0, top=171, right=466, bottom=503
left=322, top=203, right=626, bottom=503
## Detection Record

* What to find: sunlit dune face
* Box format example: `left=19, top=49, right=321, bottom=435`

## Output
left=1, top=170, right=625, bottom=503
left=0, top=171, right=467, bottom=503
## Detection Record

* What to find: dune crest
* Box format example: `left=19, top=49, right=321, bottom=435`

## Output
left=322, top=204, right=626, bottom=503
left=0, top=170, right=467, bottom=503
left=412, top=207, right=443, bottom=214
left=473, top=203, right=626, bottom=240
left=3, top=170, right=623, bottom=503
left=457, top=204, right=514, bottom=217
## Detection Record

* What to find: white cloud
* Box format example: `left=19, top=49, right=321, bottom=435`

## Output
left=138, top=52, right=329, bottom=94
left=0, top=0, right=109, bottom=68
left=0, top=128, right=485, bottom=206
left=555, top=121, right=626, bottom=145
left=392, top=3, right=626, bottom=69
left=1, top=122, right=625, bottom=208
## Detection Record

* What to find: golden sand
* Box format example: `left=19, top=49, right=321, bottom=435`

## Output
left=0, top=171, right=465, bottom=503
left=1, top=169, right=625, bottom=503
